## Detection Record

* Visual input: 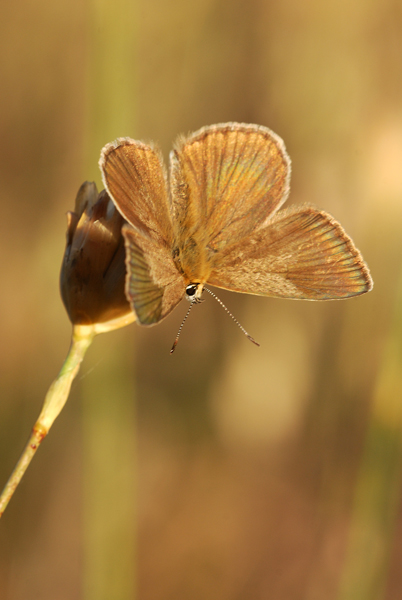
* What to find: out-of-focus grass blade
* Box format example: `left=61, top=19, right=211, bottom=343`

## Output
left=83, top=1, right=137, bottom=599
left=338, top=275, right=402, bottom=600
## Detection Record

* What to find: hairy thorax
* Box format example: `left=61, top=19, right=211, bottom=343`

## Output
left=172, top=233, right=214, bottom=284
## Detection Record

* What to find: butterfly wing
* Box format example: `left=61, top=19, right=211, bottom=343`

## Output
left=207, top=206, right=373, bottom=299
left=100, top=137, right=173, bottom=243
left=123, top=226, right=186, bottom=325
left=100, top=139, right=185, bottom=325
left=170, top=123, right=291, bottom=255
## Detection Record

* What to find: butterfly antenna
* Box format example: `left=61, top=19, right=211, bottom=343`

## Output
left=170, top=301, right=196, bottom=354
left=203, top=287, right=260, bottom=347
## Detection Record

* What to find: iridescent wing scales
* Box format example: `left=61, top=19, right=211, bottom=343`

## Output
left=170, top=123, right=291, bottom=254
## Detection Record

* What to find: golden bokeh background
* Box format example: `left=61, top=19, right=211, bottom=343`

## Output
left=1, top=0, right=402, bottom=599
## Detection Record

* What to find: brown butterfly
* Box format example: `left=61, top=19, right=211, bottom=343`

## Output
left=99, top=123, right=373, bottom=329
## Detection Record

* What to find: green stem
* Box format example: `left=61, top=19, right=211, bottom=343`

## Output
left=0, top=325, right=95, bottom=517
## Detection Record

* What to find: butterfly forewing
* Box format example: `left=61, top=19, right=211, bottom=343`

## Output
left=100, top=138, right=173, bottom=244
left=170, top=123, right=291, bottom=253
left=208, top=206, right=373, bottom=299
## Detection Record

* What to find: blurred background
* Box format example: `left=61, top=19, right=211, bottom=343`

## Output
left=0, top=0, right=401, bottom=599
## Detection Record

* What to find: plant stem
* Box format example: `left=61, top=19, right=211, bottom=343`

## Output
left=0, top=325, right=95, bottom=517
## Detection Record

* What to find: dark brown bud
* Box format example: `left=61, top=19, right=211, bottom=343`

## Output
left=60, top=181, right=135, bottom=331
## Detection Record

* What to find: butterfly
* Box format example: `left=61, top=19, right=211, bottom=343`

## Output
left=99, top=122, right=373, bottom=328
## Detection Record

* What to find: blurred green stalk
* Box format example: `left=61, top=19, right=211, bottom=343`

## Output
left=83, top=1, right=137, bottom=599
left=82, top=331, right=136, bottom=600
left=85, top=0, right=137, bottom=184
left=338, top=276, right=402, bottom=600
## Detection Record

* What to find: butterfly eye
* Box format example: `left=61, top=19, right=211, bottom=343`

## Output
left=185, top=284, right=198, bottom=297
left=185, top=283, right=204, bottom=304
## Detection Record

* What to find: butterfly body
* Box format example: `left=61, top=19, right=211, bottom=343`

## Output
left=99, top=123, right=372, bottom=327
left=172, top=230, right=212, bottom=286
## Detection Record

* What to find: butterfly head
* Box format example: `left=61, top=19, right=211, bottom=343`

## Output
left=185, top=283, right=204, bottom=303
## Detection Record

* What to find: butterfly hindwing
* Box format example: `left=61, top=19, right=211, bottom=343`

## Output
left=208, top=206, right=373, bottom=299
left=123, top=226, right=186, bottom=325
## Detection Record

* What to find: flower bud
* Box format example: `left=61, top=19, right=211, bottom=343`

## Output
left=60, top=181, right=135, bottom=331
